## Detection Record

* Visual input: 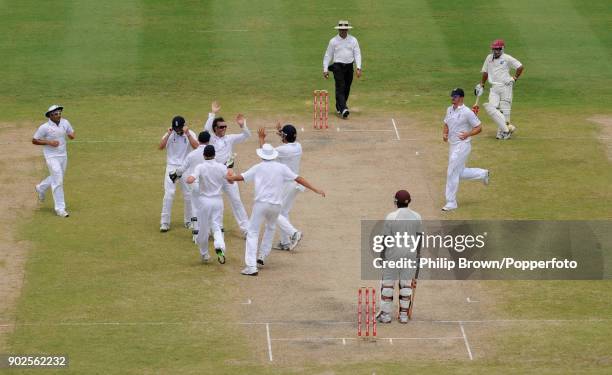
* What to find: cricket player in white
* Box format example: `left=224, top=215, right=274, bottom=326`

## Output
left=203, top=101, right=250, bottom=235
left=474, top=39, right=524, bottom=139
left=33, top=105, right=75, bottom=217
left=174, top=131, right=211, bottom=241
left=226, top=144, right=325, bottom=276
left=377, top=190, right=423, bottom=324
left=257, top=123, right=303, bottom=251
left=159, top=116, right=199, bottom=232
left=186, top=145, right=227, bottom=264
left=442, top=88, right=489, bottom=211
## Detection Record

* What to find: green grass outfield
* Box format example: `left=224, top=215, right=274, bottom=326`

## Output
left=2, top=0, right=611, bottom=373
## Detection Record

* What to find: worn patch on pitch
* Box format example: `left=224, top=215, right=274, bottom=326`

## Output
left=0, top=122, right=41, bottom=351
left=588, top=115, right=612, bottom=162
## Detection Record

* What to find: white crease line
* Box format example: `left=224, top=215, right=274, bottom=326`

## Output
left=336, top=128, right=394, bottom=132
left=1, top=319, right=607, bottom=328
left=194, top=29, right=249, bottom=33
left=459, top=322, right=474, bottom=360
left=391, top=118, right=401, bottom=140
left=240, top=299, right=252, bottom=305
left=466, top=297, right=479, bottom=303
left=271, top=337, right=463, bottom=342
left=266, top=323, right=273, bottom=362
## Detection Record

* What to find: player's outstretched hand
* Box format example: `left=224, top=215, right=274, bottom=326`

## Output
left=316, top=189, right=326, bottom=197
left=236, top=113, right=245, bottom=127
left=211, top=100, right=221, bottom=114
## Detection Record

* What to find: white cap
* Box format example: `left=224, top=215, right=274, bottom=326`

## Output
left=256, top=144, right=279, bottom=160
left=45, top=104, right=63, bottom=118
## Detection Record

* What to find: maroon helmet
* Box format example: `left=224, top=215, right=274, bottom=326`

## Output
left=490, top=39, right=505, bottom=49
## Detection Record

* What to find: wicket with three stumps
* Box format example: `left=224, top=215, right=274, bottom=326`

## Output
left=313, top=90, right=329, bottom=129
left=357, top=287, right=377, bottom=337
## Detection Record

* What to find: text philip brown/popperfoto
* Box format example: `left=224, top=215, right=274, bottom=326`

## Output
left=371, top=232, right=578, bottom=271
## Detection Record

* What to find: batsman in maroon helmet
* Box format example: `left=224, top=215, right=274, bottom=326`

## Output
left=473, top=39, right=524, bottom=140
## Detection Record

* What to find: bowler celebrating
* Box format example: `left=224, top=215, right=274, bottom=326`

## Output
left=442, top=88, right=489, bottom=211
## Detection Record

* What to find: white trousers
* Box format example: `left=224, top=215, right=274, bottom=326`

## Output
left=445, top=142, right=487, bottom=209
left=222, top=180, right=249, bottom=232
left=196, top=195, right=225, bottom=256
left=191, top=183, right=224, bottom=230
left=276, top=181, right=302, bottom=244
left=485, top=84, right=514, bottom=131
left=37, top=156, right=67, bottom=212
left=245, top=201, right=281, bottom=269
left=161, top=164, right=192, bottom=225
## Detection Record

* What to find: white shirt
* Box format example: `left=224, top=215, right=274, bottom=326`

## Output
left=33, top=119, right=74, bottom=159
left=242, top=160, right=298, bottom=205
left=163, top=129, right=197, bottom=166
left=481, top=53, right=522, bottom=86
left=275, top=142, right=302, bottom=174
left=323, top=34, right=362, bottom=71
left=203, top=113, right=251, bottom=165
left=191, top=159, right=227, bottom=197
left=383, top=207, right=423, bottom=259
left=182, top=144, right=206, bottom=176
left=444, top=104, right=481, bottom=144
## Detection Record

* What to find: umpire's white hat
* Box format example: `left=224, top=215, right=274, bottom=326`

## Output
left=334, top=20, right=353, bottom=30
left=45, top=104, right=63, bottom=118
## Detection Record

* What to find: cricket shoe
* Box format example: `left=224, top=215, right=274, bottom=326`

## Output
left=376, top=311, right=392, bottom=324
left=56, top=210, right=69, bottom=218
left=241, top=267, right=258, bottom=276
left=257, top=258, right=265, bottom=267
left=273, top=242, right=290, bottom=251
left=35, top=186, right=45, bottom=202
left=185, top=221, right=193, bottom=230
left=499, top=131, right=512, bottom=140
left=342, top=109, right=350, bottom=119
left=160, top=223, right=170, bottom=232
left=484, top=170, right=490, bottom=186
left=201, top=253, right=211, bottom=263
left=289, top=231, right=303, bottom=251
left=399, top=311, right=409, bottom=324
left=441, top=205, right=457, bottom=212
left=192, top=230, right=199, bottom=244
left=508, top=124, right=517, bottom=134
left=215, top=248, right=226, bottom=264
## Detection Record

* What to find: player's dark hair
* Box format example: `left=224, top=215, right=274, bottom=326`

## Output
left=396, top=200, right=409, bottom=208
left=212, top=117, right=225, bottom=130
left=198, top=131, right=210, bottom=144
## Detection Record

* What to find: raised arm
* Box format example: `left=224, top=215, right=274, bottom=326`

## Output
left=204, top=100, right=221, bottom=132
left=159, top=128, right=172, bottom=150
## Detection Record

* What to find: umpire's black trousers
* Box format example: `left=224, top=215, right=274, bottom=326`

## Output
left=330, top=62, right=354, bottom=113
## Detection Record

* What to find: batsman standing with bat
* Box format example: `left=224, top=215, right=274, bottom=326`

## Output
left=377, top=190, right=423, bottom=324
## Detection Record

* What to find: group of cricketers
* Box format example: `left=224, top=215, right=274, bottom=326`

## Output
left=31, top=20, right=524, bottom=318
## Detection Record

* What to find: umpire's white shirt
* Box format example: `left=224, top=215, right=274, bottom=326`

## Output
left=323, top=34, right=362, bottom=71
left=33, top=119, right=74, bottom=159
left=204, top=113, right=251, bottom=164
left=481, top=53, right=522, bottom=86
left=242, top=161, right=298, bottom=205
left=444, top=105, right=481, bottom=144
left=191, top=159, right=227, bottom=197
left=164, top=130, right=197, bottom=166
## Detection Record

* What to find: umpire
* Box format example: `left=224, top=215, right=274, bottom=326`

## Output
left=323, top=20, right=362, bottom=119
